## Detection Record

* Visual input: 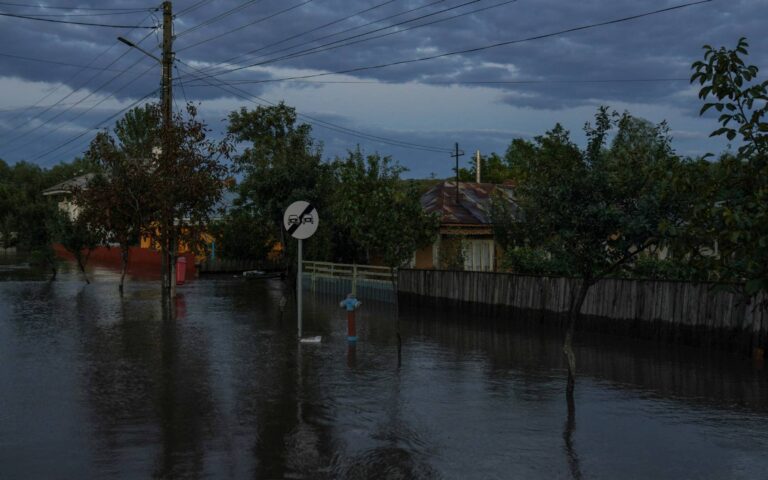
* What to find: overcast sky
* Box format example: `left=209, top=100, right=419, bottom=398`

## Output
left=0, top=0, right=765, bottom=177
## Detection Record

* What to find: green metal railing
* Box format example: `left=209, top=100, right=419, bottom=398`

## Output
left=302, top=261, right=395, bottom=296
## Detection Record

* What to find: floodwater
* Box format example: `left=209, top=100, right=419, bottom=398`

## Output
left=1, top=254, right=768, bottom=479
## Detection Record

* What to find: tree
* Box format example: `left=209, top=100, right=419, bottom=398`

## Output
left=493, top=108, right=689, bottom=394
left=228, top=102, right=332, bottom=270
left=79, top=103, right=230, bottom=297
left=330, top=149, right=438, bottom=268
left=81, top=128, right=154, bottom=294
left=152, top=103, right=231, bottom=298
left=50, top=209, right=102, bottom=284
left=686, top=37, right=768, bottom=297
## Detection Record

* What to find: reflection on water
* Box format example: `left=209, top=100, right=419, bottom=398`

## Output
left=1, top=258, right=767, bottom=479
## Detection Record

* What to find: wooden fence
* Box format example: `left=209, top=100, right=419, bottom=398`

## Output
left=398, top=269, right=767, bottom=351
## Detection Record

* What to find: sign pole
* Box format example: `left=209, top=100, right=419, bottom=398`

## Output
left=297, top=238, right=303, bottom=339
left=283, top=200, right=318, bottom=342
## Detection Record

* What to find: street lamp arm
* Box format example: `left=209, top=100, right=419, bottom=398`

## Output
left=118, top=36, right=162, bottom=64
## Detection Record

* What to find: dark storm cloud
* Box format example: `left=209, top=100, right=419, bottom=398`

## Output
left=0, top=0, right=764, bottom=165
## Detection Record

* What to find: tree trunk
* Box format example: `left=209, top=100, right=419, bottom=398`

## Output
left=563, top=386, right=582, bottom=480
left=563, top=277, right=592, bottom=395
left=119, top=244, right=129, bottom=295
left=390, top=269, right=402, bottom=368
left=76, top=252, right=90, bottom=284
left=160, top=231, right=168, bottom=296
left=169, top=244, right=177, bottom=299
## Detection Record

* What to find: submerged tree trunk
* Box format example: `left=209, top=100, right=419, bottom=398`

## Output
left=76, top=250, right=91, bottom=284
left=563, top=277, right=592, bottom=395
left=390, top=269, right=402, bottom=368
left=119, top=244, right=130, bottom=295
left=563, top=386, right=582, bottom=480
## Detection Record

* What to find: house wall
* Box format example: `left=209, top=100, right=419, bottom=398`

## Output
left=414, top=245, right=433, bottom=269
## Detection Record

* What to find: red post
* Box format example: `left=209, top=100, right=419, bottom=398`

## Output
left=347, top=310, right=356, bottom=341
left=176, top=256, right=187, bottom=285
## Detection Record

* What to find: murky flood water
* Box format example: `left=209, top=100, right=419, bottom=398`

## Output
left=1, top=255, right=768, bottom=479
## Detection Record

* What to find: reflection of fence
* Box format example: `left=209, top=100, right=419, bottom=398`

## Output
left=302, top=261, right=395, bottom=302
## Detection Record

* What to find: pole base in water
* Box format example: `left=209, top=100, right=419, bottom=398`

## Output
left=347, top=336, right=357, bottom=342
left=300, top=336, right=322, bottom=343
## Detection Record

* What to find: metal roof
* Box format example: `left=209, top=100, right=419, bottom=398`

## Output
left=420, top=181, right=517, bottom=225
left=41, top=173, right=95, bottom=196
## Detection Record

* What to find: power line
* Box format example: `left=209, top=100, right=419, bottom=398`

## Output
left=30, top=88, right=159, bottom=162
left=0, top=51, right=124, bottom=71
left=175, top=64, right=189, bottom=104
left=0, top=30, right=159, bottom=149
left=0, top=1, right=154, bottom=11
left=0, top=9, right=152, bottom=18
left=175, top=0, right=268, bottom=38
left=194, top=0, right=517, bottom=79
left=176, top=60, right=451, bottom=153
left=22, top=63, right=156, bottom=159
left=2, top=57, right=156, bottom=155
left=188, top=0, right=714, bottom=86
left=0, top=13, right=157, bottom=141
left=0, top=11, right=157, bottom=28
left=219, top=77, right=691, bottom=86
left=176, top=0, right=316, bottom=53
left=177, top=0, right=214, bottom=17
left=192, top=0, right=441, bottom=78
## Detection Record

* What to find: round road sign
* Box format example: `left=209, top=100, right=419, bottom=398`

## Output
left=283, top=201, right=319, bottom=240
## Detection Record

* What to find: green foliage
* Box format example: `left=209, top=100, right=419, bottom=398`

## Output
left=458, top=152, right=515, bottom=184
left=211, top=207, right=274, bottom=261
left=225, top=105, right=437, bottom=268
left=493, top=107, right=689, bottom=284
left=50, top=209, right=102, bottom=281
left=82, top=128, right=153, bottom=250
left=500, top=246, right=574, bottom=276
left=437, top=237, right=466, bottom=271
left=330, top=149, right=438, bottom=268
left=684, top=38, right=768, bottom=296
left=228, top=102, right=331, bottom=261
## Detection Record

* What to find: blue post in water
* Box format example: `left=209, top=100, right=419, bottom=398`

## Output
left=210, top=241, right=216, bottom=260
left=339, top=293, right=362, bottom=342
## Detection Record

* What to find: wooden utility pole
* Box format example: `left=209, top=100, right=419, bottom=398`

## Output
left=161, top=1, right=175, bottom=298
left=450, top=142, right=464, bottom=204
left=475, top=150, right=481, bottom=183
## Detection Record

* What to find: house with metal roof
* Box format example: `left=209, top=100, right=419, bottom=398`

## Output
left=415, top=181, right=517, bottom=271
left=41, top=173, right=95, bottom=221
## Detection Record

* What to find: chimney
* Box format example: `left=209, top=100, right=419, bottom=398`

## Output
left=475, top=150, right=481, bottom=183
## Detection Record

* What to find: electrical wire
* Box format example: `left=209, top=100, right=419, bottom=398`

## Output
left=2, top=57, right=156, bottom=155
left=0, top=12, right=157, bottom=141
left=219, top=77, right=691, bottom=86
left=0, top=29, right=159, bottom=149
left=0, top=51, right=124, bottom=71
left=0, top=1, right=154, bottom=11
left=187, top=0, right=714, bottom=86
left=175, top=64, right=190, bottom=104
left=0, top=11, right=158, bottom=28
left=176, top=0, right=316, bottom=53
left=177, top=0, right=214, bottom=17
left=0, top=9, right=152, bottom=17
left=24, top=63, right=156, bottom=159
left=30, top=88, right=159, bottom=162
left=191, top=0, right=439, bottom=78
left=177, top=60, right=451, bottom=153
left=175, top=0, right=268, bottom=38
left=192, top=0, right=517, bottom=80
